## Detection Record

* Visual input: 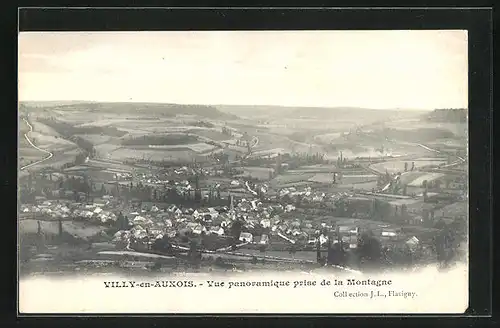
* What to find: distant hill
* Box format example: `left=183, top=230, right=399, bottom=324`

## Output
left=20, top=101, right=94, bottom=108
left=216, top=104, right=427, bottom=122
left=20, top=101, right=239, bottom=120
left=287, top=106, right=426, bottom=121
left=424, top=108, right=467, bottom=123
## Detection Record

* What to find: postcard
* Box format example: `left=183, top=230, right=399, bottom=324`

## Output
left=18, top=30, right=468, bottom=314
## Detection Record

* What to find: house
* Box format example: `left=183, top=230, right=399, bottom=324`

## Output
left=380, top=228, right=402, bottom=239
left=239, top=232, right=253, bottom=243
left=192, top=224, right=207, bottom=235
left=209, top=226, right=225, bottom=236
left=133, top=215, right=153, bottom=226
left=260, top=218, right=271, bottom=228
left=307, top=237, right=317, bottom=245
left=34, top=196, right=47, bottom=203
left=193, top=209, right=218, bottom=221
left=405, top=236, right=420, bottom=251
left=238, top=202, right=253, bottom=212
left=258, top=234, right=269, bottom=245
left=318, top=234, right=329, bottom=245
left=220, top=220, right=232, bottom=228
left=167, top=205, right=179, bottom=213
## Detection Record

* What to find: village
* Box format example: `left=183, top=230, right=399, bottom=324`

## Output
left=19, top=134, right=468, bottom=274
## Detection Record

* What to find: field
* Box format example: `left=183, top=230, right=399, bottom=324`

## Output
left=20, top=219, right=106, bottom=239
left=23, top=106, right=418, bottom=171
left=270, top=167, right=376, bottom=188
left=185, top=128, right=232, bottom=142
left=287, top=164, right=337, bottom=174
left=307, top=173, right=334, bottom=183
left=270, top=173, right=315, bottom=188
left=18, top=119, right=47, bottom=168
left=76, top=118, right=138, bottom=128
left=74, top=134, right=113, bottom=145
left=28, top=131, right=77, bottom=152
left=338, top=180, right=379, bottom=191
left=406, top=173, right=446, bottom=187
left=249, top=148, right=287, bottom=158
left=235, top=167, right=274, bottom=180
left=20, top=103, right=467, bottom=192
left=85, top=159, right=135, bottom=172
left=398, top=171, right=425, bottom=184
left=369, top=158, right=447, bottom=174
left=94, top=144, right=123, bottom=157
left=68, top=118, right=237, bottom=164
left=18, top=113, right=84, bottom=171
left=255, top=133, right=324, bottom=155
left=313, top=132, right=343, bottom=144
left=385, top=119, right=467, bottom=138
left=31, top=121, right=63, bottom=137
left=107, top=147, right=203, bottom=163
left=308, top=173, right=378, bottom=184
left=426, top=138, right=467, bottom=149
left=131, top=143, right=217, bottom=153
left=62, top=165, right=119, bottom=181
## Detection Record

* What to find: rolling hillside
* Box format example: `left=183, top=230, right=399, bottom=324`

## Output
left=424, top=108, right=468, bottom=123
left=20, top=101, right=239, bottom=120
left=216, top=105, right=427, bottom=122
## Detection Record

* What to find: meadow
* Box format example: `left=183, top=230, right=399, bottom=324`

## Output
left=369, top=159, right=447, bottom=174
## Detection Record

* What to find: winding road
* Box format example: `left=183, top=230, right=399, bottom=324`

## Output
left=245, top=181, right=258, bottom=196
left=20, top=117, right=54, bottom=171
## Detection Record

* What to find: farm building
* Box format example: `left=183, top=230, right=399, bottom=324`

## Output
left=239, top=232, right=253, bottom=243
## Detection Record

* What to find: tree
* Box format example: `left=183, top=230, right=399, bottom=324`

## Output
left=58, top=219, right=63, bottom=237
left=151, top=235, right=172, bottom=253
left=434, top=180, right=442, bottom=190
left=335, top=199, right=346, bottom=216
left=401, top=204, right=408, bottom=218
left=100, top=184, right=107, bottom=196
left=229, top=220, right=243, bottom=242
left=115, top=212, right=129, bottom=231
left=357, top=231, right=382, bottom=268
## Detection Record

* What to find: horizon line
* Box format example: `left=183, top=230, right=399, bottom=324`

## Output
left=15, top=100, right=463, bottom=111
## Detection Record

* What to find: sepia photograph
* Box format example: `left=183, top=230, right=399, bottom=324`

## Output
left=18, top=30, right=469, bottom=313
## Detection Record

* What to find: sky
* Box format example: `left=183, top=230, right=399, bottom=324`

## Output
left=18, top=30, right=468, bottom=110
